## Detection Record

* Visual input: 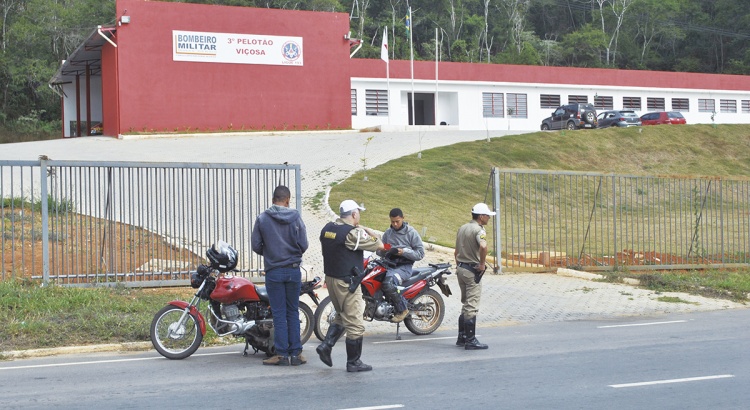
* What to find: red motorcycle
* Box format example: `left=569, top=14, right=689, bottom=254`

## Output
left=313, top=247, right=453, bottom=340
left=150, top=242, right=321, bottom=359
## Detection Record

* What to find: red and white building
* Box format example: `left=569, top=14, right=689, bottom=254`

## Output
left=50, top=0, right=750, bottom=137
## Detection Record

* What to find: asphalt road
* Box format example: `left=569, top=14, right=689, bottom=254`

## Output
left=2, top=308, right=748, bottom=410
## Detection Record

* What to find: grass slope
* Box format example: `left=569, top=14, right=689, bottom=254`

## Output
left=330, top=124, right=750, bottom=246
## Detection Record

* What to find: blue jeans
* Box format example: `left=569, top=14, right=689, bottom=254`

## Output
left=265, top=267, right=302, bottom=356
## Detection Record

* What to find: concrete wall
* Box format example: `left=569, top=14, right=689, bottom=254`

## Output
left=351, top=59, right=750, bottom=131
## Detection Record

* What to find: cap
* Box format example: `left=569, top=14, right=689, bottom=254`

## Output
left=471, top=203, right=496, bottom=216
left=340, top=199, right=366, bottom=213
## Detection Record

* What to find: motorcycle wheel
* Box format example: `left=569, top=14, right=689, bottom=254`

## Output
left=299, top=302, right=314, bottom=345
left=313, top=296, right=340, bottom=342
left=404, top=288, right=445, bottom=336
left=150, top=305, right=203, bottom=360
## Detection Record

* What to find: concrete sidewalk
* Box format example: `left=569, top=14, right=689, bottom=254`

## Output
left=1, top=129, right=747, bottom=358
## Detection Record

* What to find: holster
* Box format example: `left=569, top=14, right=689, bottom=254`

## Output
left=460, top=262, right=486, bottom=284
left=347, top=266, right=366, bottom=293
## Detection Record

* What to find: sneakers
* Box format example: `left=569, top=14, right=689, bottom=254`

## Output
left=262, top=355, right=290, bottom=366
left=290, top=354, right=307, bottom=366
left=391, top=309, right=410, bottom=323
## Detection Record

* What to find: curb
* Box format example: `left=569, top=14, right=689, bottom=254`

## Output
left=1, top=341, right=153, bottom=360
left=556, top=268, right=641, bottom=286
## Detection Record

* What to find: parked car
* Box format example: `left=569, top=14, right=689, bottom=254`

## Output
left=596, top=110, right=642, bottom=128
left=541, top=103, right=597, bottom=130
left=640, top=111, right=686, bottom=126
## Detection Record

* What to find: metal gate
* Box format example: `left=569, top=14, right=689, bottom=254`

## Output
left=1, top=159, right=300, bottom=286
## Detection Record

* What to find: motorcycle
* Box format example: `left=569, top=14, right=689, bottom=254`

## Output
left=150, top=242, right=322, bottom=360
left=313, top=246, right=453, bottom=341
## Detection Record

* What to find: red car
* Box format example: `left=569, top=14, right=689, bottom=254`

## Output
left=639, top=111, right=686, bottom=125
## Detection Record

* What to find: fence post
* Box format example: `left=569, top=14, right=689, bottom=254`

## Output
left=492, top=167, right=502, bottom=274
left=612, top=174, right=617, bottom=270
left=40, top=157, right=50, bottom=285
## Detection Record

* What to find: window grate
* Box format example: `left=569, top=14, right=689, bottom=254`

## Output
left=647, top=98, right=665, bottom=110
left=623, top=97, right=641, bottom=110
left=507, top=93, right=528, bottom=118
left=672, top=98, right=689, bottom=111
left=568, top=95, right=588, bottom=104
left=365, top=89, right=389, bottom=116
left=351, top=89, right=357, bottom=115
left=594, top=95, right=613, bottom=110
left=698, top=99, right=715, bottom=113
left=540, top=94, right=560, bottom=109
left=720, top=99, right=736, bottom=113
left=483, top=92, right=505, bottom=118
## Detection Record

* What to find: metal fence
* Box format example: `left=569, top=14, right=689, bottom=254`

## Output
left=490, top=168, right=750, bottom=272
left=1, top=159, right=301, bottom=286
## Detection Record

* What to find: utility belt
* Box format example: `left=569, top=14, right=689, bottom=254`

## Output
left=458, top=262, right=486, bottom=284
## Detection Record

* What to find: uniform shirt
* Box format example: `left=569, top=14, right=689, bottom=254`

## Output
left=339, top=219, right=382, bottom=252
left=455, top=220, right=486, bottom=264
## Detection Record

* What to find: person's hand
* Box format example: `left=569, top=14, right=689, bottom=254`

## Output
left=477, top=262, right=486, bottom=272
left=397, top=248, right=404, bottom=256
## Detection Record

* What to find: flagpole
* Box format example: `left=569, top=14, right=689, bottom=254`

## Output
left=385, top=27, right=390, bottom=125
left=435, top=27, right=439, bottom=126
left=409, top=7, right=415, bottom=127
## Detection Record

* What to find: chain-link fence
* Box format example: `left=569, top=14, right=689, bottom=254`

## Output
left=491, top=168, right=750, bottom=272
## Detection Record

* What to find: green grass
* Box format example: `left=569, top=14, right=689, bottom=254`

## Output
left=330, top=124, right=750, bottom=303
left=0, top=280, right=223, bottom=353
left=332, top=125, right=750, bottom=245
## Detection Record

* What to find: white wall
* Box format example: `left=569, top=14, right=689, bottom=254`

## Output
left=351, top=77, right=750, bottom=131
left=61, top=77, right=103, bottom=138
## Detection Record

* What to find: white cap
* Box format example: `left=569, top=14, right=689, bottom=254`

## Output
left=340, top=199, right=366, bottom=213
left=472, top=203, right=496, bottom=216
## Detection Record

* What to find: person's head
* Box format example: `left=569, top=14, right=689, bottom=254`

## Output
left=389, top=208, right=405, bottom=231
left=272, top=185, right=291, bottom=207
left=339, top=199, right=366, bottom=224
left=471, top=203, right=495, bottom=226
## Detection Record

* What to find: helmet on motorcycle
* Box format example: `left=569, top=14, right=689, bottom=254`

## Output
left=206, top=241, right=238, bottom=272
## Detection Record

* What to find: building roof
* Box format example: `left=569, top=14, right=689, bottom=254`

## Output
left=48, top=26, right=116, bottom=86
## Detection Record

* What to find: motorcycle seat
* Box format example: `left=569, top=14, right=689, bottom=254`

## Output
left=255, top=286, right=271, bottom=303
left=402, top=270, right=434, bottom=287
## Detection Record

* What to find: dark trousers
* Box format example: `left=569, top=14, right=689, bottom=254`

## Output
left=266, top=267, right=302, bottom=356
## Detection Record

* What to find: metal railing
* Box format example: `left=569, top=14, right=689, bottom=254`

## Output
left=491, top=168, right=750, bottom=271
left=2, top=159, right=301, bottom=286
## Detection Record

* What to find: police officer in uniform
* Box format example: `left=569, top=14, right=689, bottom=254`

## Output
left=317, top=199, right=385, bottom=372
left=453, top=203, right=494, bottom=350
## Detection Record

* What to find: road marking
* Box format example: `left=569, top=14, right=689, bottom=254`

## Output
left=598, top=320, right=687, bottom=329
left=373, top=335, right=476, bottom=344
left=339, top=405, right=404, bottom=410
left=0, top=351, right=236, bottom=371
left=610, top=374, right=734, bottom=388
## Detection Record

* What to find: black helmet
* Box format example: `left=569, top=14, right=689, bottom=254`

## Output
left=206, top=241, right=238, bottom=272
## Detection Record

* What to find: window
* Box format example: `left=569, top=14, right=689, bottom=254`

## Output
left=623, top=97, right=641, bottom=110
left=672, top=98, right=689, bottom=111
left=647, top=97, right=665, bottom=110
left=698, top=99, right=715, bottom=113
left=351, top=89, right=357, bottom=115
left=365, top=89, right=388, bottom=116
left=568, top=95, right=588, bottom=104
left=540, top=94, right=560, bottom=109
left=594, top=95, right=613, bottom=110
left=720, top=99, right=737, bottom=113
left=743, top=100, right=750, bottom=113
left=506, top=93, right=528, bottom=118
left=483, top=92, right=504, bottom=118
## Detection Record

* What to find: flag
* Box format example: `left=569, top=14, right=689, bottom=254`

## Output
left=381, top=27, right=389, bottom=62
left=405, top=13, right=411, bottom=37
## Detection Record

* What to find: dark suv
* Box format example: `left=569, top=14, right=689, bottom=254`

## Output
left=541, top=103, right=597, bottom=130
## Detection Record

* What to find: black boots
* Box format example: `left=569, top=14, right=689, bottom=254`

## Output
left=345, top=337, right=372, bottom=372
left=456, top=314, right=466, bottom=347
left=316, top=323, right=345, bottom=367
left=464, top=317, right=488, bottom=350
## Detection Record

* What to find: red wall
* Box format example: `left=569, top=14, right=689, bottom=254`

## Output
left=101, top=41, right=119, bottom=137
left=350, top=59, right=750, bottom=92
left=113, top=0, right=351, bottom=135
